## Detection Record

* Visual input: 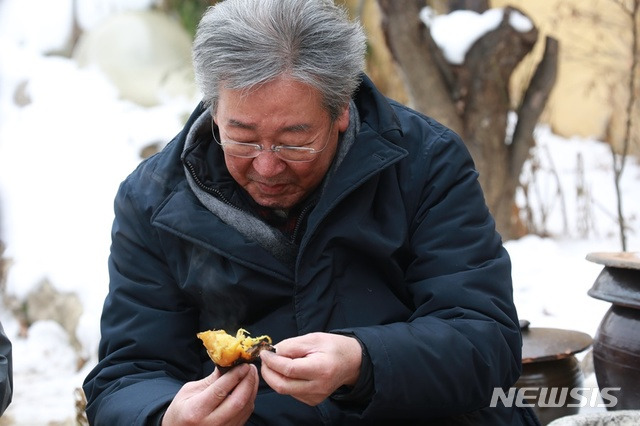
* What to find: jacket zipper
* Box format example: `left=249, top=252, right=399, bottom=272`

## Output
left=186, top=150, right=318, bottom=244
left=291, top=201, right=316, bottom=243
left=184, top=159, right=241, bottom=211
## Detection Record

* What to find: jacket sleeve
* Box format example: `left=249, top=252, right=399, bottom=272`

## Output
left=0, top=321, right=12, bottom=416
left=343, top=126, right=522, bottom=419
left=83, top=174, right=202, bottom=425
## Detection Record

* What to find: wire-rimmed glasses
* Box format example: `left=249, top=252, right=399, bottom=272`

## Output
left=212, top=119, right=333, bottom=163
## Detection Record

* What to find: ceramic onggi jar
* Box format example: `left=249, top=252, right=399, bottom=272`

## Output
left=586, top=251, right=640, bottom=410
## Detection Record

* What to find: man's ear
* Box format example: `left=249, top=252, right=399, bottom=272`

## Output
left=210, top=104, right=219, bottom=126
left=336, top=104, right=351, bottom=133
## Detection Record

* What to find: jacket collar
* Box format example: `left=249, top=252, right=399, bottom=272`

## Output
left=152, top=75, right=408, bottom=275
left=354, top=74, right=404, bottom=140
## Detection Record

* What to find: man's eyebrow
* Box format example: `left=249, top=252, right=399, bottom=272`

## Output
left=282, top=123, right=312, bottom=133
left=227, top=119, right=256, bottom=130
left=227, top=119, right=312, bottom=133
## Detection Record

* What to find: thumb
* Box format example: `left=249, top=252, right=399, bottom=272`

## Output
left=204, top=363, right=252, bottom=405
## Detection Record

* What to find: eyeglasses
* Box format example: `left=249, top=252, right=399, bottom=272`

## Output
left=212, top=119, right=333, bottom=163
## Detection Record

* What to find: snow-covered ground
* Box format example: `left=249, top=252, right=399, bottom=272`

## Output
left=0, top=2, right=638, bottom=424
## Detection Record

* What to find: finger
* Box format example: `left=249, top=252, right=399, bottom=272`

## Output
left=207, top=364, right=259, bottom=423
left=172, top=368, right=222, bottom=400
left=260, top=351, right=314, bottom=394
left=199, top=363, right=252, bottom=411
left=201, top=367, right=223, bottom=387
left=165, top=366, right=247, bottom=422
left=223, top=364, right=259, bottom=406
left=260, top=349, right=323, bottom=380
left=261, top=360, right=325, bottom=406
left=271, top=334, right=321, bottom=358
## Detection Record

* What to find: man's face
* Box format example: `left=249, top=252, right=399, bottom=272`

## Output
left=213, top=77, right=350, bottom=210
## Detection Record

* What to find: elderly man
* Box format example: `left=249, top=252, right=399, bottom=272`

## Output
left=83, top=0, right=538, bottom=424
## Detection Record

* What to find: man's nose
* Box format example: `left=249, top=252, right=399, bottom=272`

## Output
left=252, top=149, right=287, bottom=177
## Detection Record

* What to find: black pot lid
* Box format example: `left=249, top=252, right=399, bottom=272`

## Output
left=586, top=252, right=640, bottom=308
left=520, top=324, right=592, bottom=364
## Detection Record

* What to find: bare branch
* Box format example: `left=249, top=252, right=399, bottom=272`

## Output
left=611, top=0, right=639, bottom=250
left=510, top=36, right=559, bottom=175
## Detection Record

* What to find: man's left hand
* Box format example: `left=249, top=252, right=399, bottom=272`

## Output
left=259, top=332, right=362, bottom=406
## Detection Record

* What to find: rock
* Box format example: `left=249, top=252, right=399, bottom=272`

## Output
left=12, top=80, right=32, bottom=107
left=548, top=410, right=640, bottom=425
left=25, top=279, right=83, bottom=350
left=139, top=140, right=165, bottom=159
left=73, top=10, right=197, bottom=106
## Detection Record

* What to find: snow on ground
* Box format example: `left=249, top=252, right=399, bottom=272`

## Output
left=510, top=125, right=640, bottom=339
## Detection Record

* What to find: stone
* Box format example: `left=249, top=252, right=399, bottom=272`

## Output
left=548, top=410, right=640, bottom=426
left=25, top=279, right=83, bottom=350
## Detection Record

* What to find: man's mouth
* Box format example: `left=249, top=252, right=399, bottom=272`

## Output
left=255, top=181, right=288, bottom=195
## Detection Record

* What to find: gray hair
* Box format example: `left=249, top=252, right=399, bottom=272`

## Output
left=192, top=0, right=367, bottom=121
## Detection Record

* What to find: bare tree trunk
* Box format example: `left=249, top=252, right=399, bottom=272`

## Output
left=377, top=0, right=463, bottom=135
left=460, top=7, right=538, bottom=168
left=376, top=2, right=558, bottom=239
left=511, top=37, right=559, bottom=176
left=502, top=36, right=559, bottom=236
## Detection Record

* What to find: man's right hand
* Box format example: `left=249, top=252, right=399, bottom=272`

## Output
left=162, top=363, right=259, bottom=425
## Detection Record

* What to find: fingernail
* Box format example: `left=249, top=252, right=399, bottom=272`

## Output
left=260, top=349, right=274, bottom=360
